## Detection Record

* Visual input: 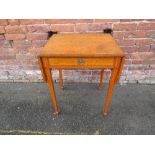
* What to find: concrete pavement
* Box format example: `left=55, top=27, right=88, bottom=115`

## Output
left=0, top=82, right=155, bottom=134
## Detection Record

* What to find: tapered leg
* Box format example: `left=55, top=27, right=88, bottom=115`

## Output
left=115, top=57, right=125, bottom=84
left=59, top=69, right=64, bottom=90
left=44, top=59, right=59, bottom=114
left=98, top=69, right=104, bottom=90
left=103, top=68, right=118, bottom=116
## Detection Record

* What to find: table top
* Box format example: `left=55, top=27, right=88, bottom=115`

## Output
left=39, top=33, right=124, bottom=58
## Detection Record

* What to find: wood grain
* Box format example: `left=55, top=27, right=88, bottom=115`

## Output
left=39, top=33, right=124, bottom=58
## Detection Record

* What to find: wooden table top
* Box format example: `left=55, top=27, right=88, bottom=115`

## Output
left=39, top=33, right=124, bottom=58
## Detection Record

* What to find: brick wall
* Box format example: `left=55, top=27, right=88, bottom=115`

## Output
left=0, top=19, right=155, bottom=83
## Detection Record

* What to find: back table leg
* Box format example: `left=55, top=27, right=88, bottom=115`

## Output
left=98, top=69, right=104, bottom=90
left=59, top=69, right=64, bottom=90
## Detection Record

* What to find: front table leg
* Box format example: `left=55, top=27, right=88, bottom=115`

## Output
left=103, top=68, right=118, bottom=116
left=44, top=59, right=59, bottom=114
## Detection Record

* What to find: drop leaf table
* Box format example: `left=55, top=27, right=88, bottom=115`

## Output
left=38, top=33, right=125, bottom=116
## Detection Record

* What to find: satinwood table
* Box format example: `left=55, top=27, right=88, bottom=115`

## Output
left=38, top=33, right=125, bottom=116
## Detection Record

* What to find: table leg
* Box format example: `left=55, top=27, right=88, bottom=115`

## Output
left=44, top=59, right=59, bottom=114
left=98, top=69, right=104, bottom=90
left=59, top=69, right=64, bottom=90
left=103, top=68, right=118, bottom=116
left=115, top=57, right=125, bottom=84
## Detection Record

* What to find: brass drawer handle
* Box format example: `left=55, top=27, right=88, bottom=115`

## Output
left=77, top=58, right=84, bottom=65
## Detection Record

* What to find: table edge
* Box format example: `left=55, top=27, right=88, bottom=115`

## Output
left=38, top=53, right=125, bottom=58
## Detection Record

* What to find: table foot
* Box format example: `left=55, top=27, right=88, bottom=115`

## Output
left=103, top=112, right=108, bottom=117
left=53, top=110, right=61, bottom=115
left=61, top=86, right=64, bottom=90
left=98, top=86, right=102, bottom=90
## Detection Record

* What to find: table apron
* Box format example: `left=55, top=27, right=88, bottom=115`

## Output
left=48, top=57, right=114, bottom=69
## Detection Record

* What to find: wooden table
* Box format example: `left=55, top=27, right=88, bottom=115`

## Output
left=38, top=33, right=125, bottom=116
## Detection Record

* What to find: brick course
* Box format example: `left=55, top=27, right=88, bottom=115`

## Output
left=0, top=19, right=155, bottom=84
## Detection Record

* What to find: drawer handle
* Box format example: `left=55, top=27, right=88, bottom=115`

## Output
left=77, top=58, right=84, bottom=65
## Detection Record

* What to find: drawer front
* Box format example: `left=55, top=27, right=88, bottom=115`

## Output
left=48, top=58, right=114, bottom=68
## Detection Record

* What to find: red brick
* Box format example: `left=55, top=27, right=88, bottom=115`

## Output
left=45, top=19, right=76, bottom=24
left=124, top=31, right=148, bottom=38
left=130, top=53, right=140, bottom=59
left=150, top=65, right=155, bottom=69
left=116, top=39, right=135, bottom=46
left=140, top=52, right=155, bottom=59
left=0, top=59, right=17, bottom=65
left=150, top=44, right=155, bottom=51
left=76, top=19, right=94, bottom=23
left=128, top=65, right=149, bottom=70
left=131, top=52, right=154, bottom=60
left=16, top=53, right=35, bottom=60
left=0, top=34, right=4, bottom=40
left=132, top=59, right=142, bottom=64
left=135, top=39, right=153, bottom=46
left=130, top=19, right=144, bottom=21
left=0, top=40, right=12, bottom=48
left=113, top=32, right=124, bottom=39
left=90, top=70, right=100, bottom=75
left=32, top=40, right=47, bottom=47
left=113, top=23, right=137, bottom=31
left=121, top=46, right=138, bottom=53
left=0, top=19, right=8, bottom=26
left=19, top=19, right=44, bottom=25
left=124, top=53, right=132, bottom=59
left=26, top=33, right=48, bottom=40
left=113, top=31, right=148, bottom=39
left=137, top=23, right=155, bottom=30
left=0, top=26, right=5, bottom=33
left=0, top=48, right=17, bottom=54
left=15, top=46, right=31, bottom=51
left=21, top=64, right=39, bottom=70
left=138, top=45, right=150, bottom=52
left=147, top=31, right=155, bottom=39
left=13, top=40, right=31, bottom=48
left=51, top=24, right=74, bottom=32
left=0, top=48, right=16, bottom=59
left=124, top=59, right=132, bottom=65
left=120, top=19, right=131, bottom=22
left=95, top=19, right=120, bottom=23
left=27, top=25, right=50, bottom=32
left=5, top=34, right=25, bottom=40
left=5, top=25, right=27, bottom=33
left=145, top=19, right=155, bottom=22
left=75, top=24, right=88, bottom=32
left=88, top=23, right=102, bottom=31
left=8, top=19, right=19, bottom=25
left=143, top=59, right=155, bottom=65
left=88, top=23, right=112, bottom=31
left=0, top=55, right=16, bottom=60
left=28, top=47, right=43, bottom=53
left=45, top=19, right=93, bottom=24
